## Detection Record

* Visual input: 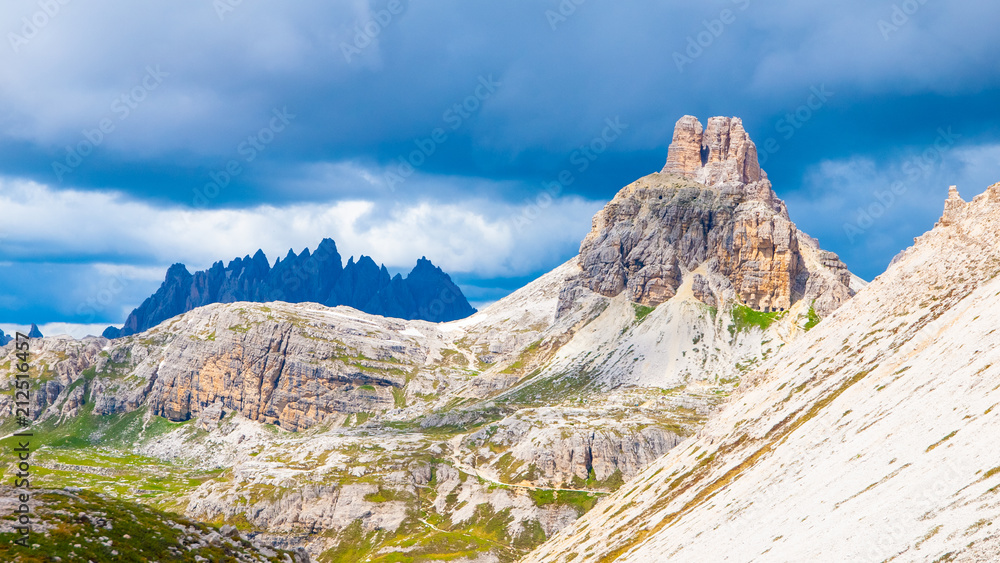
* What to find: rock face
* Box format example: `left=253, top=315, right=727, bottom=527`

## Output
left=0, top=329, right=11, bottom=346
left=106, top=238, right=476, bottom=337
left=28, top=323, right=43, bottom=338
left=567, top=115, right=855, bottom=316
left=663, top=115, right=764, bottom=188
left=460, top=414, right=682, bottom=488
left=87, top=304, right=431, bottom=432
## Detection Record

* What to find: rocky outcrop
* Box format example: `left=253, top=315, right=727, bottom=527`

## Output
left=565, top=115, right=856, bottom=316
left=691, top=274, right=716, bottom=307
left=0, top=336, right=108, bottom=424
left=106, top=238, right=476, bottom=338
left=96, top=304, right=429, bottom=431
left=0, top=329, right=11, bottom=346
left=28, top=323, right=43, bottom=338
left=663, top=115, right=764, bottom=189
left=462, top=415, right=682, bottom=489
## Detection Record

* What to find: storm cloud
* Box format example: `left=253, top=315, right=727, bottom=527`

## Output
left=2, top=0, right=999, bottom=330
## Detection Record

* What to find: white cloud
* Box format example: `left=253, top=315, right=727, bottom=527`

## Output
left=0, top=323, right=109, bottom=340
left=0, top=176, right=602, bottom=278
left=784, top=143, right=1000, bottom=280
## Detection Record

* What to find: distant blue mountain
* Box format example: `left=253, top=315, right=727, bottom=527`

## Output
left=0, top=325, right=42, bottom=344
left=102, top=238, right=475, bottom=338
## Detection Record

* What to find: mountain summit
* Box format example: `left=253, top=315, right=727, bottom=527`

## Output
left=104, top=238, right=475, bottom=337
left=561, top=115, right=859, bottom=317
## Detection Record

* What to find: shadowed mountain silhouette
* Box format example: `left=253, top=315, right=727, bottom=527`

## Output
left=102, top=238, right=475, bottom=338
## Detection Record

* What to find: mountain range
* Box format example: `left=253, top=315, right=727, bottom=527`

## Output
left=2, top=115, right=992, bottom=562
left=102, top=239, right=476, bottom=338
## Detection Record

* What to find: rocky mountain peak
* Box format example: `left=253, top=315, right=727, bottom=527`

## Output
left=105, top=238, right=476, bottom=337
left=663, top=115, right=763, bottom=188
left=936, top=181, right=1000, bottom=230
left=562, top=115, right=857, bottom=316
left=940, top=184, right=967, bottom=226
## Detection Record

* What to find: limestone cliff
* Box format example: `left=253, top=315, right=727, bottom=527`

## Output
left=566, top=115, right=855, bottom=316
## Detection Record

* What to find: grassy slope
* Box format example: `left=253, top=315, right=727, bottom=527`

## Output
left=0, top=488, right=297, bottom=562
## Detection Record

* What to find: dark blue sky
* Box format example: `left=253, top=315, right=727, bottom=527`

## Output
left=2, top=0, right=999, bottom=336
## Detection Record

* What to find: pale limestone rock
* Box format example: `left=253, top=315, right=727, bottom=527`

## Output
left=691, top=274, right=716, bottom=307
left=568, top=115, right=855, bottom=316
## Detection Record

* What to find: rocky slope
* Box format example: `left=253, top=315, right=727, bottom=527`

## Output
left=0, top=116, right=862, bottom=562
left=105, top=238, right=476, bottom=338
left=523, top=182, right=1000, bottom=562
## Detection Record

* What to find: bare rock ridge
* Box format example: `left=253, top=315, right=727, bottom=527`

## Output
left=562, top=115, right=855, bottom=316
left=104, top=238, right=476, bottom=338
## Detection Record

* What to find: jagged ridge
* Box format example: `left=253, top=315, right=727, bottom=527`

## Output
left=105, top=238, right=476, bottom=338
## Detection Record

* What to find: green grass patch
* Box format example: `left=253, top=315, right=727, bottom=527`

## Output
left=804, top=306, right=821, bottom=331
left=728, top=305, right=784, bottom=336
left=501, top=340, right=544, bottom=374
left=0, top=488, right=297, bottom=562
left=926, top=430, right=958, bottom=452
left=391, top=386, right=406, bottom=408
left=632, top=303, right=656, bottom=322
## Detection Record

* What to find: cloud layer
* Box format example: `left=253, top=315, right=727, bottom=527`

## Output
left=2, top=0, right=1000, bottom=324
left=0, top=177, right=601, bottom=323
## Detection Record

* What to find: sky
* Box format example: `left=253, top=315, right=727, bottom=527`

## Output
left=2, top=0, right=999, bottom=338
